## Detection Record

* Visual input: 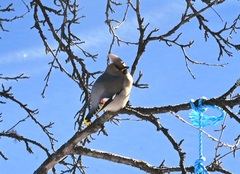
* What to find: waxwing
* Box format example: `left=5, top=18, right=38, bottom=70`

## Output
left=84, top=53, right=133, bottom=126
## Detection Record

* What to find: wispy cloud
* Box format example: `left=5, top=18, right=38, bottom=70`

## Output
left=0, top=1, right=183, bottom=65
left=0, top=46, right=46, bottom=65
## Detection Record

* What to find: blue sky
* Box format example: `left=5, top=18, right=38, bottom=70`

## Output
left=1, top=0, right=240, bottom=173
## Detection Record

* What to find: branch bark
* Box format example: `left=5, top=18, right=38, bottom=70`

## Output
left=34, top=79, right=240, bottom=173
left=72, top=146, right=163, bottom=174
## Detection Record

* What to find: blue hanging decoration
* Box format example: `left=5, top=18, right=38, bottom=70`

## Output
left=189, top=97, right=226, bottom=174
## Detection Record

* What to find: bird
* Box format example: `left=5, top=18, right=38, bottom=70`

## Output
left=84, top=53, right=133, bottom=126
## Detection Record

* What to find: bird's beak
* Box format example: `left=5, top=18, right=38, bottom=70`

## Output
left=121, top=66, right=129, bottom=72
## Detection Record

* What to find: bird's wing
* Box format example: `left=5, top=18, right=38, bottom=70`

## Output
left=94, top=73, right=124, bottom=98
left=91, top=73, right=124, bottom=114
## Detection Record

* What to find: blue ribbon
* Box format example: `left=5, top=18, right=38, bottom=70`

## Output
left=189, top=98, right=225, bottom=127
left=189, top=97, right=226, bottom=174
left=194, top=157, right=208, bottom=174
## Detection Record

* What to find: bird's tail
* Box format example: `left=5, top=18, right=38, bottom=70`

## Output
left=84, top=97, right=114, bottom=126
left=84, top=113, right=92, bottom=126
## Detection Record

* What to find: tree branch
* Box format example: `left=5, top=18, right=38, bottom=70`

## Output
left=72, top=146, right=163, bottom=174
left=34, top=78, right=240, bottom=173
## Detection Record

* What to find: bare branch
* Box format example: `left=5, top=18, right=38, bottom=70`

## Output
left=189, top=2, right=240, bottom=60
left=0, top=1, right=30, bottom=33
left=72, top=146, right=162, bottom=174
left=34, top=77, right=240, bottom=173
left=2, top=1, right=240, bottom=173
left=0, top=85, right=57, bottom=149
left=0, top=131, right=50, bottom=156
left=133, top=71, right=149, bottom=88
left=0, top=73, right=29, bottom=81
left=0, top=151, right=8, bottom=160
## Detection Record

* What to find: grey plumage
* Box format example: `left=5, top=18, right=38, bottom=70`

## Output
left=84, top=54, right=133, bottom=125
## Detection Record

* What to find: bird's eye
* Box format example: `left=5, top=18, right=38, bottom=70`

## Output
left=122, top=69, right=128, bottom=74
left=114, top=65, right=122, bottom=71
left=115, top=64, right=124, bottom=70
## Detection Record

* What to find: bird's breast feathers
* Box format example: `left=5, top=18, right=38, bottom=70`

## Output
left=103, top=89, right=131, bottom=112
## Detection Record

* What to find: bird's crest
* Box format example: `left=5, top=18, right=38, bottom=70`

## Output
left=109, top=54, right=128, bottom=71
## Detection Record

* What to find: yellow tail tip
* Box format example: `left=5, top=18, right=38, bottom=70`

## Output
left=84, top=119, right=91, bottom=126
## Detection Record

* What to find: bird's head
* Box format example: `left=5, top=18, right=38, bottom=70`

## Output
left=108, top=54, right=129, bottom=74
